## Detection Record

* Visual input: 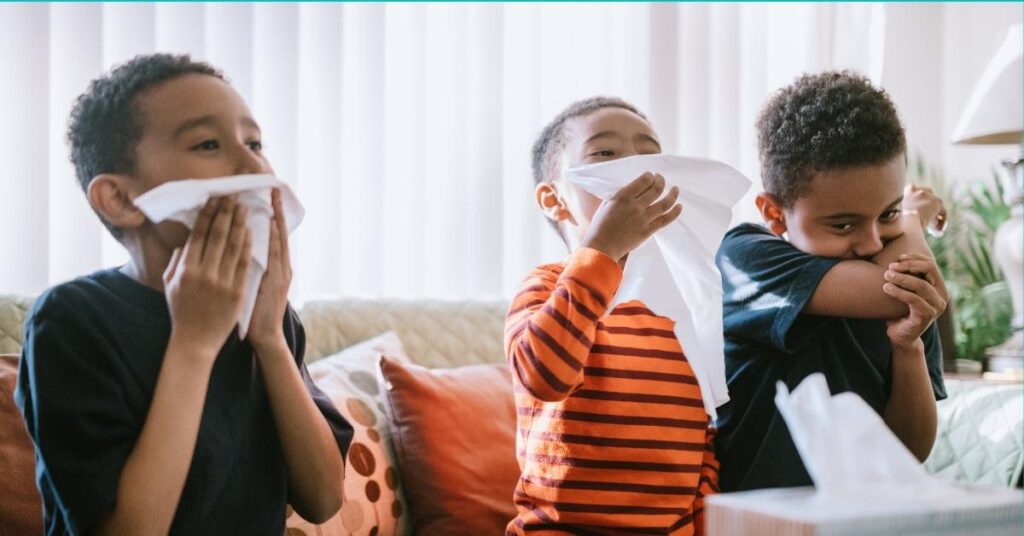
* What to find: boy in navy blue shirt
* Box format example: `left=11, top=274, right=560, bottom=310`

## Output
left=16, top=54, right=353, bottom=535
left=715, top=71, right=948, bottom=492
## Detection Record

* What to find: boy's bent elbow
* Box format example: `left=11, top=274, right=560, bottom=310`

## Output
left=508, top=345, right=581, bottom=403
left=522, top=380, right=575, bottom=403
left=510, top=353, right=578, bottom=403
left=909, top=430, right=937, bottom=462
left=293, top=492, right=343, bottom=525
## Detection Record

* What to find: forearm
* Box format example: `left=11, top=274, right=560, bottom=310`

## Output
left=256, top=337, right=344, bottom=524
left=807, top=218, right=938, bottom=320
left=506, top=248, right=621, bottom=402
left=872, top=217, right=933, bottom=268
left=96, top=337, right=214, bottom=536
left=883, top=339, right=938, bottom=461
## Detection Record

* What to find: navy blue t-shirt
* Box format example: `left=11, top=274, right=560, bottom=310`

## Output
left=714, top=223, right=946, bottom=492
left=16, top=268, right=354, bottom=535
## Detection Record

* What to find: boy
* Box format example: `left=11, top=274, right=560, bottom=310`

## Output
left=506, top=97, right=718, bottom=535
left=15, top=54, right=353, bottom=535
left=715, top=71, right=948, bottom=491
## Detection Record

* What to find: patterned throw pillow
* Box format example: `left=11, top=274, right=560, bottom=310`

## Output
left=286, top=332, right=411, bottom=536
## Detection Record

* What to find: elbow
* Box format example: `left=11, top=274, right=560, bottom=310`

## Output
left=508, top=330, right=582, bottom=403
left=509, top=352, right=576, bottom=403
left=294, top=493, right=342, bottom=524
left=911, top=444, right=932, bottom=463
left=911, top=432, right=937, bottom=463
left=291, top=466, right=344, bottom=523
left=511, top=357, right=573, bottom=403
left=524, top=382, right=573, bottom=403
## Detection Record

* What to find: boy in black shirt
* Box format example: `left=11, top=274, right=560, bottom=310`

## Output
left=16, top=54, right=353, bottom=535
left=715, top=71, right=948, bottom=492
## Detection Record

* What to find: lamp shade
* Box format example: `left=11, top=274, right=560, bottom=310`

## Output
left=951, top=24, right=1023, bottom=145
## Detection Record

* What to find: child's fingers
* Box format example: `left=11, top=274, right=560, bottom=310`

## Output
left=615, top=172, right=655, bottom=200
left=273, top=190, right=291, bottom=268
left=267, top=212, right=281, bottom=268
left=221, top=204, right=249, bottom=281
left=889, top=259, right=940, bottom=285
left=884, top=270, right=944, bottom=309
left=637, top=173, right=666, bottom=203
left=186, top=197, right=219, bottom=267
left=202, top=195, right=238, bottom=273
left=647, top=186, right=680, bottom=216
left=883, top=282, right=937, bottom=319
left=163, top=247, right=184, bottom=284
left=898, top=252, right=933, bottom=262
left=648, top=203, right=683, bottom=232
left=234, top=229, right=252, bottom=290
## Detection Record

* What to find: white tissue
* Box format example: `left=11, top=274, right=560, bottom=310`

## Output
left=564, top=154, right=752, bottom=418
left=132, top=174, right=304, bottom=338
left=775, top=373, right=931, bottom=497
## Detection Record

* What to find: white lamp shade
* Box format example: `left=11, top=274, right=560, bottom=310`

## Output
left=952, top=24, right=1023, bottom=145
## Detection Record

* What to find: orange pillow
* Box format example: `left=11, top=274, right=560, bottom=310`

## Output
left=379, top=358, right=518, bottom=535
left=0, top=354, right=43, bottom=534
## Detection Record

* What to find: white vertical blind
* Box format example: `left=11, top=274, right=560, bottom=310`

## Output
left=1, top=2, right=890, bottom=301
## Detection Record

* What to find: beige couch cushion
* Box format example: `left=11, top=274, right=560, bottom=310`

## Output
left=0, top=295, right=508, bottom=370
left=300, top=298, right=508, bottom=368
left=0, top=295, right=33, bottom=355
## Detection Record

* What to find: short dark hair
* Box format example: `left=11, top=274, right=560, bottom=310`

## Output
left=531, top=96, right=648, bottom=186
left=756, top=70, right=906, bottom=208
left=67, top=53, right=224, bottom=236
left=531, top=96, right=648, bottom=239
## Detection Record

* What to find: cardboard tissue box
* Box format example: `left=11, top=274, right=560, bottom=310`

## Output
left=706, top=374, right=1023, bottom=535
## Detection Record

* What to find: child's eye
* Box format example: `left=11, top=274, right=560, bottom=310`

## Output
left=830, top=223, right=854, bottom=232
left=193, top=140, right=219, bottom=151
left=248, top=140, right=263, bottom=152
left=590, top=150, right=615, bottom=157
left=880, top=209, right=900, bottom=221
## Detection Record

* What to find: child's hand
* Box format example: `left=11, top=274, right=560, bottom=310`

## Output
left=882, top=253, right=948, bottom=349
left=163, top=196, right=251, bottom=358
left=248, top=189, right=292, bottom=354
left=902, top=184, right=947, bottom=234
left=580, top=172, right=682, bottom=261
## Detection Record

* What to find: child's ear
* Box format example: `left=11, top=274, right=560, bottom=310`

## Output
left=535, top=182, right=572, bottom=223
left=755, top=193, right=787, bottom=236
left=87, top=174, right=147, bottom=231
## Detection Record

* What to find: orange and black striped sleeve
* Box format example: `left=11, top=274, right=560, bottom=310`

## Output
left=505, top=247, right=623, bottom=402
left=693, top=426, right=721, bottom=535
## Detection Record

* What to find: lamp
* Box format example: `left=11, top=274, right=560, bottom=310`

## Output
left=952, top=24, right=1023, bottom=373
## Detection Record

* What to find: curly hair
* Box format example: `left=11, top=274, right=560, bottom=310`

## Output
left=756, top=70, right=906, bottom=208
left=67, top=53, right=224, bottom=237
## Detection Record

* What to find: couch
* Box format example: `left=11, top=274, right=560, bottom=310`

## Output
left=1, top=294, right=1021, bottom=535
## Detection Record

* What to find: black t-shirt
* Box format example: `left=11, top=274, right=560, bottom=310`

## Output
left=15, top=268, right=353, bottom=535
left=714, top=223, right=946, bottom=492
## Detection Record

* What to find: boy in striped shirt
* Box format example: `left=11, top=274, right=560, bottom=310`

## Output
left=506, top=97, right=719, bottom=535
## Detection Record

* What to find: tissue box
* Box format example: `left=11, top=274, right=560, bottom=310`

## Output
left=706, top=485, right=1023, bottom=536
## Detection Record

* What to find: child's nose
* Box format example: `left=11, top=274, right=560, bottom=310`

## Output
left=233, top=144, right=270, bottom=176
left=853, top=226, right=884, bottom=258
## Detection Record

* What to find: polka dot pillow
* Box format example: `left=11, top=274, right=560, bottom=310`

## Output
left=286, top=332, right=411, bottom=536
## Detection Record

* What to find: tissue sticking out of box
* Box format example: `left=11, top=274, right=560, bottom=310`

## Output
left=705, top=375, right=1023, bottom=535
left=775, top=373, right=931, bottom=496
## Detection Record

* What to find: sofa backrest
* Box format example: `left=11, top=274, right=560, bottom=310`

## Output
left=300, top=298, right=508, bottom=367
left=0, top=295, right=33, bottom=355
left=0, top=294, right=508, bottom=369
